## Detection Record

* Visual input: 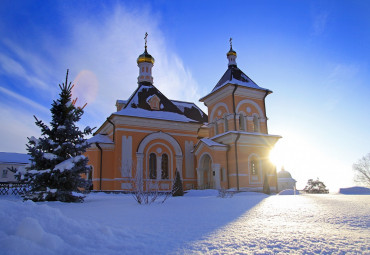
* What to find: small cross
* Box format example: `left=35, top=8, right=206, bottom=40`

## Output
left=144, top=32, right=148, bottom=50
left=229, top=37, right=232, bottom=48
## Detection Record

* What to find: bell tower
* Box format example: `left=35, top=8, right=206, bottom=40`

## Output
left=227, top=37, right=237, bottom=67
left=137, top=32, right=155, bottom=85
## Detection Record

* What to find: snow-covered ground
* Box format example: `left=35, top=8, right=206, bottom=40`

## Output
left=339, top=186, right=370, bottom=195
left=0, top=191, right=369, bottom=254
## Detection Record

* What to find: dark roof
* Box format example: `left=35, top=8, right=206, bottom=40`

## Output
left=201, top=65, right=271, bottom=101
left=171, top=100, right=208, bottom=123
left=115, top=84, right=207, bottom=123
left=0, top=152, right=30, bottom=164
left=212, top=65, right=267, bottom=93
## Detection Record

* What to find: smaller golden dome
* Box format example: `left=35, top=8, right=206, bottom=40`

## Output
left=227, top=47, right=237, bottom=57
left=137, top=49, right=155, bottom=65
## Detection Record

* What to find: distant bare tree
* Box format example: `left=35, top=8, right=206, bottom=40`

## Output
left=353, top=153, right=370, bottom=187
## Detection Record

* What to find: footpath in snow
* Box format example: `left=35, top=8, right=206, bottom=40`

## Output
left=0, top=190, right=369, bottom=254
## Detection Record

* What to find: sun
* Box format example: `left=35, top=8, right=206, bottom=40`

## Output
left=269, top=144, right=284, bottom=170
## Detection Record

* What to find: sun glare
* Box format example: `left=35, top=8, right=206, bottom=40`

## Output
left=269, top=146, right=284, bottom=170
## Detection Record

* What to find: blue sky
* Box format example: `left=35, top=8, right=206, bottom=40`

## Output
left=1, top=0, right=369, bottom=191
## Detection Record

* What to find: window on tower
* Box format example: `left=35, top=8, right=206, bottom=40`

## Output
left=251, top=159, right=258, bottom=175
left=214, top=119, right=219, bottom=135
left=253, top=115, right=259, bottom=132
left=224, top=114, right=228, bottom=132
left=239, top=114, right=245, bottom=131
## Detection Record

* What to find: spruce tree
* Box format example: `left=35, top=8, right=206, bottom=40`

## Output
left=303, top=178, right=329, bottom=194
left=22, top=70, right=93, bottom=202
left=172, top=169, right=183, bottom=196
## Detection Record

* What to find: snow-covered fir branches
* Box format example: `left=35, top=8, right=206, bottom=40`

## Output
left=21, top=70, right=94, bottom=202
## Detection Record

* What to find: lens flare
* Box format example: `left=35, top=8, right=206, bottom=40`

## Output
left=71, top=70, right=99, bottom=108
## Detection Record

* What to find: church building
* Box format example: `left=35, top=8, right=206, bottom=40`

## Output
left=85, top=36, right=281, bottom=192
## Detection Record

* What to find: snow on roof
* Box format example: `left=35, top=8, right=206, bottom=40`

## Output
left=112, top=83, right=206, bottom=123
left=171, top=100, right=206, bottom=119
left=200, top=65, right=270, bottom=101
left=216, top=77, right=268, bottom=92
left=126, top=84, right=152, bottom=106
left=146, top=94, right=157, bottom=103
left=0, top=152, right=30, bottom=164
left=211, top=130, right=282, bottom=140
left=116, top=100, right=127, bottom=104
left=201, top=138, right=227, bottom=147
left=114, top=107, right=196, bottom=123
left=87, top=134, right=114, bottom=144
left=212, top=66, right=268, bottom=92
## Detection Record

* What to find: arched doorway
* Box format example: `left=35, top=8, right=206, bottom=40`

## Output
left=198, top=154, right=214, bottom=189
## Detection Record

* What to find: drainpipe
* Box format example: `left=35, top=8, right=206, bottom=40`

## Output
left=95, top=142, right=103, bottom=191
left=107, top=118, right=115, bottom=142
left=263, top=90, right=269, bottom=134
left=232, top=85, right=238, bottom=131
left=234, top=133, right=241, bottom=191
left=226, top=145, right=230, bottom=189
left=232, top=85, right=240, bottom=191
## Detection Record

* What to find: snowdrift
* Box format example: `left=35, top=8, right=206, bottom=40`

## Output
left=338, top=186, right=370, bottom=195
left=278, top=189, right=300, bottom=195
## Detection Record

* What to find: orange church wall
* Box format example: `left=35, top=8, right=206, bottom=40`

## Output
left=215, top=139, right=276, bottom=190
left=205, top=91, right=270, bottom=137
left=86, top=118, right=201, bottom=191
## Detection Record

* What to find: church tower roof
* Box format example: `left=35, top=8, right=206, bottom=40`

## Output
left=200, top=39, right=271, bottom=101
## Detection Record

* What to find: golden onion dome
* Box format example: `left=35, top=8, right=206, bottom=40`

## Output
left=137, top=49, right=155, bottom=65
left=227, top=47, right=237, bottom=57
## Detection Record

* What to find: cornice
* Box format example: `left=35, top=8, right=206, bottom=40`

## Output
left=200, top=85, right=235, bottom=106
left=234, top=87, right=267, bottom=100
left=213, top=131, right=281, bottom=146
left=110, top=115, right=202, bottom=132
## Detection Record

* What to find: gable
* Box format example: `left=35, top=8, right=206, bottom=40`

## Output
left=114, top=84, right=207, bottom=123
left=147, top=94, right=161, bottom=110
left=200, top=66, right=271, bottom=102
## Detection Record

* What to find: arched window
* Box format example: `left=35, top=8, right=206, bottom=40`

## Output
left=214, top=119, right=219, bottom=135
left=146, top=66, right=148, bottom=72
left=253, top=116, right=259, bottom=132
left=149, top=153, right=157, bottom=179
left=161, top=154, right=169, bottom=179
left=224, top=114, right=228, bottom=132
left=251, top=158, right=258, bottom=175
left=239, top=114, right=245, bottom=131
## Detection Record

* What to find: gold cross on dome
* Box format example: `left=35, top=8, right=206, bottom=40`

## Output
left=144, top=32, right=148, bottom=50
left=230, top=37, right=232, bottom=48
